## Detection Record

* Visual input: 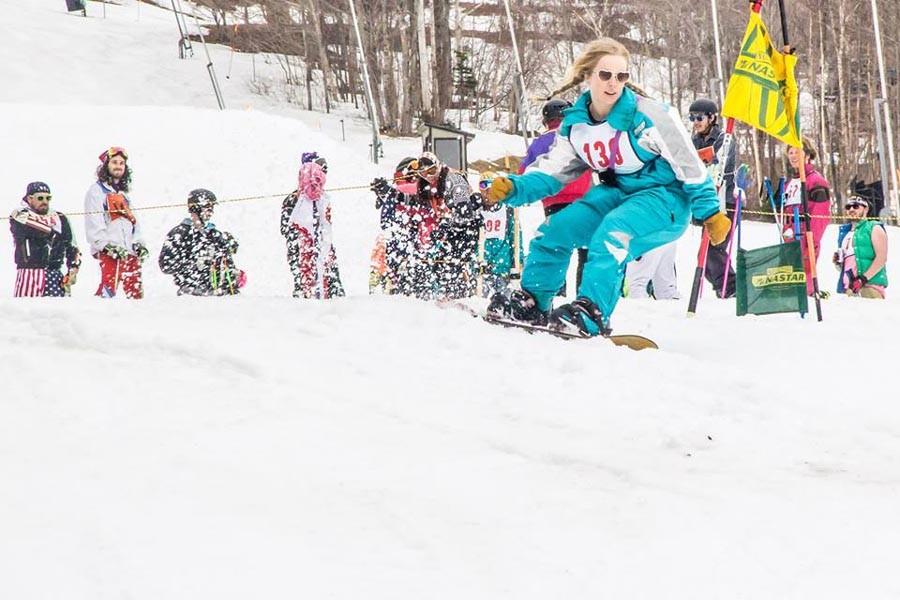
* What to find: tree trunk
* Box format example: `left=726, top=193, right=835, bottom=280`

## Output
left=308, top=0, right=335, bottom=113
left=416, top=0, right=432, bottom=119
left=431, top=0, right=452, bottom=123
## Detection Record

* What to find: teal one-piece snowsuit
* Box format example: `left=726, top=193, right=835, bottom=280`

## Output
left=504, top=87, right=720, bottom=326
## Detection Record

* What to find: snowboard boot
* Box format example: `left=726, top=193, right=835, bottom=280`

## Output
left=487, top=289, right=549, bottom=325
left=548, top=296, right=612, bottom=338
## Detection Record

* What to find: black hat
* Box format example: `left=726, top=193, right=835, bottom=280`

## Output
left=542, top=98, right=572, bottom=124
left=25, top=181, right=51, bottom=197
left=187, top=188, right=217, bottom=213
left=301, top=152, right=328, bottom=173
left=688, top=98, right=719, bottom=115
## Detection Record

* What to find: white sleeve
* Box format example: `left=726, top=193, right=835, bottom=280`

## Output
left=524, top=133, right=589, bottom=188
left=637, top=102, right=709, bottom=185
left=84, top=184, right=109, bottom=255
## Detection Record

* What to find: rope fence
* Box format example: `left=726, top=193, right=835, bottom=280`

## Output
left=4, top=179, right=896, bottom=225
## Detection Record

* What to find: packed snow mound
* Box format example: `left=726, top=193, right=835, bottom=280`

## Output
left=3, top=292, right=900, bottom=599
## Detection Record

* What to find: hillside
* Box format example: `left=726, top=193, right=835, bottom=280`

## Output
left=2, top=2, right=900, bottom=599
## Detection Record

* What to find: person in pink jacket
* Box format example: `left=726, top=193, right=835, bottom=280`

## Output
left=782, top=137, right=832, bottom=296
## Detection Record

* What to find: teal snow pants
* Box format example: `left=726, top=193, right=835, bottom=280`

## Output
left=521, top=183, right=690, bottom=321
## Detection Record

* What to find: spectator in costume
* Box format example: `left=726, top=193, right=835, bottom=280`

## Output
left=10, top=181, right=81, bottom=297
left=159, top=188, right=245, bottom=296
left=84, top=146, right=147, bottom=298
left=834, top=195, right=887, bottom=299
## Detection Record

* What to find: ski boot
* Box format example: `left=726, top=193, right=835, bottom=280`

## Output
left=487, top=289, right=549, bottom=325
left=548, top=297, right=612, bottom=338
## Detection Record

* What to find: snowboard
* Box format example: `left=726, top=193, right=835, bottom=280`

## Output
left=436, top=300, right=658, bottom=351
left=483, top=314, right=658, bottom=351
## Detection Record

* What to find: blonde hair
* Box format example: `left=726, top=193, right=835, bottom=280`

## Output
left=537, top=38, right=649, bottom=101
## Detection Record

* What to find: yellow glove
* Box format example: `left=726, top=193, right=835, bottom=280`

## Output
left=703, top=212, right=731, bottom=246
left=484, top=177, right=514, bottom=206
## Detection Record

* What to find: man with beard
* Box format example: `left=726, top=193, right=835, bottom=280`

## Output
left=84, top=146, right=148, bottom=298
left=10, top=181, right=81, bottom=297
left=159, top=188, right=245, bottom=296
left=689, top=98, right=737, bottom=298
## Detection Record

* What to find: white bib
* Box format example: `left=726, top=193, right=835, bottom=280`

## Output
left=482, top=207, right=507, bottom=240
left=783, top=178, right=802, bottom=207
left=568, top=121, right=644, bottom=175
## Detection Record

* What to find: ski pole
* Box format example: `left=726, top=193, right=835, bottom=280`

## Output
left=764, top=178, right=781, bottom=242
left=720, top=188, right=745, bottom=297
left=687, top=230, right=710, bottom=316
left=776, top=176, right=785, bottom=231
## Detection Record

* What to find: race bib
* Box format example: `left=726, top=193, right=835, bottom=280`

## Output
left=783, top=178, right=801, bottom=207
left=482, top=208, right=507, bottom=240
left=569, top=121, right=644, bottom=174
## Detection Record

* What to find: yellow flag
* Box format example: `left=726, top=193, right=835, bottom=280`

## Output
left=721, top=10, right=801, bottom=147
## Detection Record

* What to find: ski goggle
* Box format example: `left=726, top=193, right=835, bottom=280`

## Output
left=100, top=146, right=128, bottom=162
left=688, top=113, right=709, bottom=122
left=596, top=70, right=630, bottom=83
left=409, top=158, right=438, bottom=176
left=479, top=180, right=492, bottom=191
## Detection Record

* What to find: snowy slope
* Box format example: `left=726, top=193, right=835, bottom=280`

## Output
left=3, top=2, right=900, bottom=599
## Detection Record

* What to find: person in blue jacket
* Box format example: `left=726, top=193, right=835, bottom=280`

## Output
left=484, top=37, right=730, bottom=336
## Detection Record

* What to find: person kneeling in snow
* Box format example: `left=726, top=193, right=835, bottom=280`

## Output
left=158, top=188, right=245, bottom=296
left=281, top=158, right=345, bottom=299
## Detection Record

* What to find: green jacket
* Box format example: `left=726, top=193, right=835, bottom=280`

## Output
left=838, top=220, right=888, bottom=289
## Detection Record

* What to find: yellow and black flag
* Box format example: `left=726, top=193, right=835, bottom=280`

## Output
left=722, top=9, right=801, bottom=146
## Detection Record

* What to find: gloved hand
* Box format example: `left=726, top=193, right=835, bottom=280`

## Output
left=370, top=178, right=391, bottom=196
left=133, top=242, right=149, bottom=262
left=849, top=274, right=868, bottom=294
left=103, top=244, right=127, bottom=260
left=703, top=212, right=731, bottom=246
left=484, top=176, right=514, bottom=206
left=62, top=268, right=78, bottom=293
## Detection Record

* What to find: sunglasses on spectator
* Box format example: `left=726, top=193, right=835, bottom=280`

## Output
left=688, top=114, right=709, bottom=122
left=31, top=194, right=51, bottom=201
left=845, top=202, right=867, bottom=210
left=596, top=70, right=630, bottom=83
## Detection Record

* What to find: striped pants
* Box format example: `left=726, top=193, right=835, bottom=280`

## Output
left=14, top=268, right=65, bottom=297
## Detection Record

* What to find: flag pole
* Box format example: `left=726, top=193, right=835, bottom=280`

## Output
left=710, top=0, right=726, bottom=105
left=776, top=0, right=823, bottom=321
left=869, top=0, right=899, bottom=218
left=689, top=0, right=774, bottom=316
